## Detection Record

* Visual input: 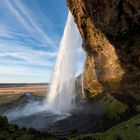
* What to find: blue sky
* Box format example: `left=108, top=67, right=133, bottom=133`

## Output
left=0, top=0, right=84, bottom=83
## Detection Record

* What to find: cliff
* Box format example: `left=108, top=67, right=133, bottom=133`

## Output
left=67, top=0, right=140, bottom=102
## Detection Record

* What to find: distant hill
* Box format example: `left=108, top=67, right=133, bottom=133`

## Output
left=0, top=83, right=48, bottom=88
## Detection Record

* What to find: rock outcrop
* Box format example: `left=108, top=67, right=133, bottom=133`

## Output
left=67, top=0, right=140, bottom=101
left=0, top=115, right=58, bottom=140
left=71, top=114, right=140, bottom=140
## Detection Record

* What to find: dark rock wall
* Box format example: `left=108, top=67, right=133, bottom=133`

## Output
left=67, top=0, right=140, bottom=99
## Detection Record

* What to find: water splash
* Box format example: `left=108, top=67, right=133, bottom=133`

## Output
left=81, top=71, right=85, bottom=98
left=46, top=11, right=81, bottom=114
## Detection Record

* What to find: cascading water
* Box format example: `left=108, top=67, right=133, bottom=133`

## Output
left=0, top=11, right=88, bottom=132
left=46, top=11, right=81, bottom=114
left=2, top=11, right=83, bottom=123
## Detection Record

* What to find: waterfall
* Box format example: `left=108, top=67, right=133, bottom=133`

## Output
left=46, top=11, right=81, bottom=114
left=81, top=70, right=85, bottom=98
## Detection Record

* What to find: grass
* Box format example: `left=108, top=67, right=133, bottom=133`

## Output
left=0, top=94, right=22, bottom=106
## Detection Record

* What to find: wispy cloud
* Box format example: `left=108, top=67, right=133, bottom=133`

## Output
left=4, top=0, right=56, bottom=49
left=0, top=0, right=84, bottom=83
left=0, top=64, right=51, bottom=76
left=0, top=0, right=59, bottom=59
left=0, top=0, right=60, bottom=82
left=0, top=40, right=57, bottom=66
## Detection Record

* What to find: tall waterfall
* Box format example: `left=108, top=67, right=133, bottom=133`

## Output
left=46, top=11, right=81, bottom=114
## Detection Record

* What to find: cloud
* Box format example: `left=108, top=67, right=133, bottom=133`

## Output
left=4, top=0, right=57, bottom=49
left=0, top=25, right=31, bottom=39
left=0, top=0, right=84, bottom=83
left=0, top=64, right=51, bottom=76
left=0, top=0, right=60, bottom=82
left=0, top=40, right=57, bottom=66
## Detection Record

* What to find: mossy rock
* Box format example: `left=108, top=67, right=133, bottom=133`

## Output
left=136, top=105, right=140, bottom=113
left=0, top=115, right=58, bottom=140
left=70, top=114, right=140, bottom=140
left=0, top=130, right=58, bottom=140
left=0, top=116, right=9, bottom=128
left=94, top=93, right=128, bottom=120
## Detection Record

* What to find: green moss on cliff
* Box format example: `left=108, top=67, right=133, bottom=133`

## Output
left=87, top=93, right=128, bottom=120
left=96, top=93, right=128, bottom=120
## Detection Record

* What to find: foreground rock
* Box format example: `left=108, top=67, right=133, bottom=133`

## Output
left=0, top=115, right=58, bottom=140
left=70, top=114, right=140, bottom=140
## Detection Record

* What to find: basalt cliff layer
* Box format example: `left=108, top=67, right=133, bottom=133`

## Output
left=67, top=0, right=140, bottom=102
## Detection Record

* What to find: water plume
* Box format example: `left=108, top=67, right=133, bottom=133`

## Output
left=46, top=11, right=81, bottom=114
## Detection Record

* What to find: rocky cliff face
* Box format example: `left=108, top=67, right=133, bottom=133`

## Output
left=67, top=0, right=140, bottom=101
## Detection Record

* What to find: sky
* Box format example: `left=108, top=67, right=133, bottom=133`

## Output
left=0, top=0, right=84, bottom=83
